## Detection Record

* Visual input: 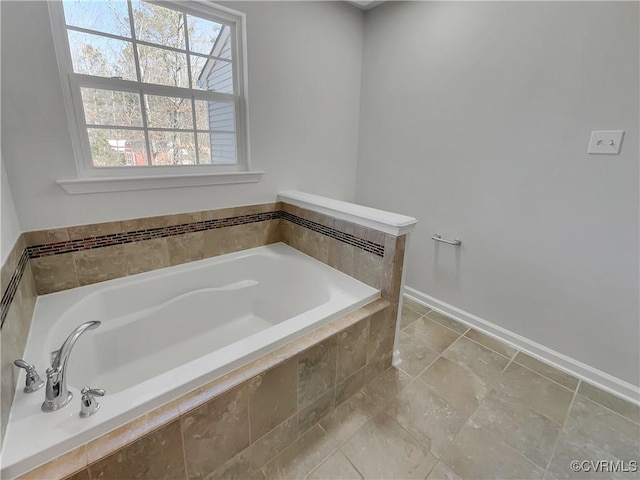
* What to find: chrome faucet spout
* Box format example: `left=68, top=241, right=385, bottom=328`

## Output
left=42, top=320, right=101, bottom=412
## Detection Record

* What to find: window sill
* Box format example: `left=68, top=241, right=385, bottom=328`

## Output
left=57, top=171, right=264, bottom=194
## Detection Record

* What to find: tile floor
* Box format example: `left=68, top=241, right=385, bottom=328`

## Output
left=258, top=298, right=640, bottom=480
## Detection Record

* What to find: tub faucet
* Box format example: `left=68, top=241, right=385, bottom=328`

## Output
left=42, top=321, right=101, bottom=412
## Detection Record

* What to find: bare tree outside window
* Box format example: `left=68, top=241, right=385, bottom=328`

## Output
left=62, top=0, right=237, bottom=168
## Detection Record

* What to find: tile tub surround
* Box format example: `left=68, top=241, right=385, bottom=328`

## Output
left=22, top=200, right=399, bottom=296
left=14, top=299, right=393, bottom=480
left=0, top=236, right=38, bottom=446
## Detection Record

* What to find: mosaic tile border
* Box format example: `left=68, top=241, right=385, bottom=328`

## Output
left=26, top=212, right=385, bottom=259
left=279, top=212, right=385, bottom=257
left=0, top=248, right=29, bottom=328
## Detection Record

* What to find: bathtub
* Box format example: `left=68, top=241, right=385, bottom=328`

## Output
left=1, top=243, right=379, bottom=478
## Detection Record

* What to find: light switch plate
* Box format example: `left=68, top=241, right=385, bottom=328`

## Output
left=587, top=130, right=624, bottom=154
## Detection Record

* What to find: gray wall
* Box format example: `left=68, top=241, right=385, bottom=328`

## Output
left=1, top=1, right=364, bottom=230
left=356, top=1, right=640, bottom=386
left=1, top=158, right=21, bottom=263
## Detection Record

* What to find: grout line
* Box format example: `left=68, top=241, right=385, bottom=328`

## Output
left=545, top=379, right=581, bottom=474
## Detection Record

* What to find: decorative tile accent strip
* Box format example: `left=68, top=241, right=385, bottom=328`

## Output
left=1, top=248, right=29, bottom=328
left=279, top=212, right=385, bottom=257
left=27, top=212, right=279, bottom=259
left=26, top=211, right=385, bottom=260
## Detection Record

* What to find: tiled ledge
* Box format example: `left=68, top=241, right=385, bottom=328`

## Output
left=15, top=298, right=391, bottom=480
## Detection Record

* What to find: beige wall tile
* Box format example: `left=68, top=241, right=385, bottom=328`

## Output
left=164, top=211, right=202, bottom=227
left=336, top=319, right=369, bottom=382
left=120, top=215, right=170, bottom=232
left=2, top=235, right=26, bottom=295
left=89, top=420, right=185, bottom=480
left=233, top=202, right=279, bottom=216
left=62, top=469, right=90, bottom=480
left=327, top=239, right=354, bottom=276
left=18, top=446, right=87, bottom=480
left=74, top=245, right=128, bottom=286
left=124, top=238, right=169, bottom=275
left=353, top=248, right=383, bottom=290
left=381, top=234, right=405, bottom=301
left=31, top=253, right=79, bottom=294
left=201, top=206, right=237, bottom=221
left=67, top=221, right=122, bottom=240
left=166, top=232, right=204, bottom=266
left=298, top=389, right=335, bottom=436
left=298, top=337, right=337, bottom=408
left=181, top=384, right=250, bottom=479
left=335, top=367, right=367, bottom=406
left=24, top=228, right=69, bottom=246
left=203, top=226, right=237, bottom=258
left=250, top=415, right=298, bottom=471
left=248, top=358, right=298, bottom=440
left=366, top=308, right=396, bottom=366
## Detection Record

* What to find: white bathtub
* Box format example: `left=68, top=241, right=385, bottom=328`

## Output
left=1, top=243, right=379, bottom=478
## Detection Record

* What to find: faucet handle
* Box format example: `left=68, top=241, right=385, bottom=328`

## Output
left=14, top=359, right=44, bottom=393
left=79, top=386, right=105, bottom=418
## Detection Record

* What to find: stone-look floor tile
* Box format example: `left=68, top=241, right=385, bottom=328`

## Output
left=403, top=297, right=431, bottom=316
left=336, top=320, right=369, bottom=383
left=327, top=239, right=354, bottom=277
left=464, top=329, right=517, bottom=359
left=366, top=308, right=396, bottom=365
left=335, top=367, right=366, bottom=406
left=181, top=384, right=251, bottom=479
left=514, top=353, right=579, bottom=391
left=167, top=232, right=204, bottom=266
left=563, top=395, right=640, bottom=461
left=441, top=424, right=545, bottom=480
left=443, top=337, right=509, bottom=385
left=577, top=382, right=640, bottom=424
left=397, top=331, right=439, bottom=377
left=67, top=221, right=122, bottom=240
left=320, top=392, right=377, bottom=445
left=470, top=389, right=562, bottom=468
left=251, top=415, right=298, bottom=471
left=340, top=413, right=437, bottom=479
left=31, top=253, right=79, bottom=294
left=74, top=245, right=128, bottom=286
left=400, top=306, right=422, bottom=329
left=352, top=248, right=383, bottom=290
left=298, top=389, right=336, bottom=436
left=307, top=451, right=363, bottom=480
left=387, top=380, right=470, bottom=457
left=425, top=311, right=468, bottom=335
left=427, top=462, right=461, bottom=480
left=125, top=238, right=170, bottom=275
left=403, top=317, right=460, bottom=353
left=496, top=362, right=574, bottom=424
left=262, top=425, right=338, bottom=480
left=548, top=434, right=637, bottom=480
left=89, top=420, right=185, bottom=480
left=417, top=357, right=489, bottom=417
left=298, top=337, right=337, bottom=408
left=361, top=367, right=412, bottom=409
left=249, top=358, right=298, bottom=440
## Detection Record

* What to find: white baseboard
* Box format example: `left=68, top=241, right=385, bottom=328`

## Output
left=404, top=286, right=640, bottom=406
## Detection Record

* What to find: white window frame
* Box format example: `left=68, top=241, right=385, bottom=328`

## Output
left=49, top=0, right=259, bottom=192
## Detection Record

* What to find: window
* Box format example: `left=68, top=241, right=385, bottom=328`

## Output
left=49, top=0, right=250, bottom=181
